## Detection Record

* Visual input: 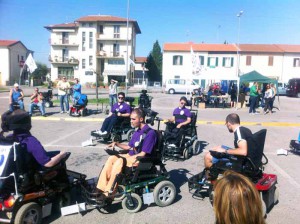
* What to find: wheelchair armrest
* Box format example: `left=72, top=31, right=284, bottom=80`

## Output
left=209, top=150, right=228, bottom=159
left=136, top=156, right=161, bottom=164
left=38, top=152, right=71, bottom=174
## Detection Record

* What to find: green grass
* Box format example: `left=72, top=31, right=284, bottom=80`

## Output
left=53, top=97, right=139, bottom=105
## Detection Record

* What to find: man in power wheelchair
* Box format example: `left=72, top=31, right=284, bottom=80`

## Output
left=138, top=89, right=152, bottom=111
left=91, top=92, right=134, bottom=142
left=69, top=94, right=88, bottom=117
left=163, top=96, right=201, bottom=160
left=188, top=113, right=278, bottom=214
left=0, top=109, right=72, bottom=223
left=81, top=108, right=176, bottom=213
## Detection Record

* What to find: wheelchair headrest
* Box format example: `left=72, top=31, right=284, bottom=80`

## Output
left=141, top=89, right=147, bottom=94
left=249, top=129, right=267, bottom=168
left=1, top=109, right=31, bottom=132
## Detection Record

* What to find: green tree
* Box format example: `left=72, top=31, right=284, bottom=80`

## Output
left=146, top=40, right=162, bottom=82
left=31, top=62, right=48, bottom=80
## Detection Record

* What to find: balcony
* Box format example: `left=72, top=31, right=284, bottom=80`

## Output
left=49, top=56, right=79, bottom=65
left=96, top=51, right=123, bottom=58
left=96, top=33, right=131, bottom=41
left=51, top=39, right=79, bottom=47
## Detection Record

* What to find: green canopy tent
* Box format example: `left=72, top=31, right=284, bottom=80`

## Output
left=238, top=70, right=279, bottom=109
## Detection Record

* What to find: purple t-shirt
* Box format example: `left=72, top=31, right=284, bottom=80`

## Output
left=173, top=107, right=191, bottom=124
left=111, top=102, right=131, bottom=114
left=128, top=124, right=157, bottom=156
left=14, top=132, right=51, bottom=166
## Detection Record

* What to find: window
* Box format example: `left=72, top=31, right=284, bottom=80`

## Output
left=113, top=43, right=120, bottom=56
left=108, top=59, right=124, bottom=64
left=173, top=55, right=183, bottom=65
left=199, top=56, right=204, bottom=65
left=88, top=22, right=93, bottom=27
left=85, top=71, right=93, bottom=76
left=62, top=32, right=69, bottom=44
left=222, top=57, right=234, bottom=67
left=99, top=43, right=104, bottom=51
left=82, top=32, right=86, bottom=51
left=89, top=32, right=93, bottom=49
left=293, top=58, right=300, bottom=67
left=246, top=56, right=252, bottom=66
left=62, top=49, right=69, bottom=62
left=58, top=67, right=74, bottom=79
left=114, top=25, right=120, bottom=38
left=174, top=75, right=180, bottom=79
left=207, top=57, right=218, bottom=67
left=268, top=56, right=274, bottom=66
left=82, top=59, right=86, bottom=69
left=98, top=25, right=104, bottom=34
left=82, top=23, right=87, bottom=27
left=89, top=56, right=93, bottom=66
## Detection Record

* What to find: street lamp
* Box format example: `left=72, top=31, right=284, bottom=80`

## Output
left=236, top=10, right=243, bottom=77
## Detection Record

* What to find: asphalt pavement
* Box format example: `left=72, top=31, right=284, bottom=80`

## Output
left=0, top=90, right=300, bottom=224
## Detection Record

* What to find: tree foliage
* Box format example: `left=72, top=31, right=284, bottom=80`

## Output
left=146, top=40, right=162, bottom=82
left=31, top=62, right=48, bottom=79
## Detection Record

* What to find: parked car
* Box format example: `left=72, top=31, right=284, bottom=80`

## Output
left=286, top=78, right=300, bottom=98
left=153, top=82, right=161, bottom=87
left=164, top=79, right=199, bottom=94
left=277, top=81, right=288, bottom=95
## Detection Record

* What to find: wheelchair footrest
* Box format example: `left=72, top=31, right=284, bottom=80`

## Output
left=290, top=140, right=300, bottom=151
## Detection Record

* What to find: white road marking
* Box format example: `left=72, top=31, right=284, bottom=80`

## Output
left=268, top=158, right=300, bottom=189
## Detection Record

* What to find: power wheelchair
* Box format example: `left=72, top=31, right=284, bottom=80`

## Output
left=80, top=115, right=176, bottom=213
left=138, top=89, right=152, bottom=111
left=162, top=109, right=201, bottom=160
left=69, top=94, right=88, bottom=117
left=90, top=97, right=135, bottom=143
left=188, top=129, right=279, bottom=215
left=0, top=139, right=73, bottom=224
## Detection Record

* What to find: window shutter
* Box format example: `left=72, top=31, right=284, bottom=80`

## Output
left=180, top=56, right=183, bottom=65
left=216, top=57, right=219, bottom=66
left=173, top=56, right=176, bottom=65
left=208, top=57, right=211, bottom=66
left=231, top=57, right=234, bottom=67
left=222, top=58, right=225, bottom=67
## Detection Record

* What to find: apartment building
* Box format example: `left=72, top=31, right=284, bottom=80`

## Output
left=163, top=42, right=300, bottom=87
left=45, top=15, right=141, bottom=84
left=0, top=40, right=32, bottom=86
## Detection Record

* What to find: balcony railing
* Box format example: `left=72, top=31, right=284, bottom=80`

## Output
left=49, top=56, right=79, bottom=64
left=96, top=51, right=123, bottom=58
left=51, top=40, right=79, bottom=46
left=96, top=33, right=131, bottom=41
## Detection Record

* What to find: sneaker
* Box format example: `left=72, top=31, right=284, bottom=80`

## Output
left=94, top=130, right=102, bottom=135
left=101, top=131, right=108, bottom=135
left=254, top=112, right=260, bottom=115
left=42, top=114, right=47, bottom=117
left=60, top=111, right=64, bottom=114
left=66, top=111, right=69, bottom=114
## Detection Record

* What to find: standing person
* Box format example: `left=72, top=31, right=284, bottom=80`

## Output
left=270, top=83, right=279, bottom=112
left=109, top=79, right=118, bottom=108
left=57, top=76, right=70, bottom=113
left=72, top=78, right=81, bottom=103
left=249, top=82, right=260, bottom=115
left=204, top=113, right=256, bottom=169
left=9, top=83, right=24, bottom=111
left=214, top=170, right=265, bottom=224
left=96, top=108, right=157, bottom=198
left=263, top=84, right=272, bottom=115
left=28, top=87, right=46, bottom=117
left=229, top=85, right=237, bottom=108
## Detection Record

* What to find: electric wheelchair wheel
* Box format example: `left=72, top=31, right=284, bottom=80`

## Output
left=153, top=180, right=176, bottom=207
left=112, top=134, right=121, bottom=142
left=209, top=191, right=214, bottom=206
left=14, top=202, right=42, bottom=224
left=126, top=129, right=135, bottom=141
left=261, top=198, right=267, bottom=217
left=114, top=185, right=126, bottom=201
left=192, top=140, right=201, bottom=155
left=121, top=193, right=142, bottom=213
left=274, top=186, right=279, bottom=204
left=183, top=148, right=190, bottom=159
left=45, top=102, right=51, bottom=108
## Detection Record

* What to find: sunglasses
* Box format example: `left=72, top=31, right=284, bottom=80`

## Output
left=118, top=97, right=124, bottom=99
left=180, top=102, right=186, bottom=105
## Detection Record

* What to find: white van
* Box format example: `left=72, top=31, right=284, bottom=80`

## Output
left=164, top=79, right=199, bottom=94
left=277, top=81, right=288, bottom=95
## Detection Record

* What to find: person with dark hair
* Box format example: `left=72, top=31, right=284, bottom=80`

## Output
left=204, top=113, right=255, bottom=168
left=9, top=83, right=24, bottom=112
left=214, top=170, right=265, bottom=224
left=57, top=76, right=70, bottom=113
left=72, top=78, right=82, bottom=102
left=165, top=96, right=192, bottom=146
left=96, top=108, right=157, bottom=197
left=249, top=82, right=260, bottom=115
left=229, top=85, right=237, bottom=108
left=1, top=109, right=66, bottom=167
left=95, top=92, right=131, bottom=135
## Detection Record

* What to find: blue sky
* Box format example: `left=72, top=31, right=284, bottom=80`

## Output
left=1, top=0, right=300, bottom=66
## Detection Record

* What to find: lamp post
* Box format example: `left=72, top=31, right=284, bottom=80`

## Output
left=125, top=0, right=130, bottom=95
left=236, top=10, right=243, bottom=77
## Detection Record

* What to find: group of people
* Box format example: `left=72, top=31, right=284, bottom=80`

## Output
left=4, top=79, right=266, bottom=223
left=8, top=76, right=82, bottom=116
left=249, top=82, right=277, bottom=115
